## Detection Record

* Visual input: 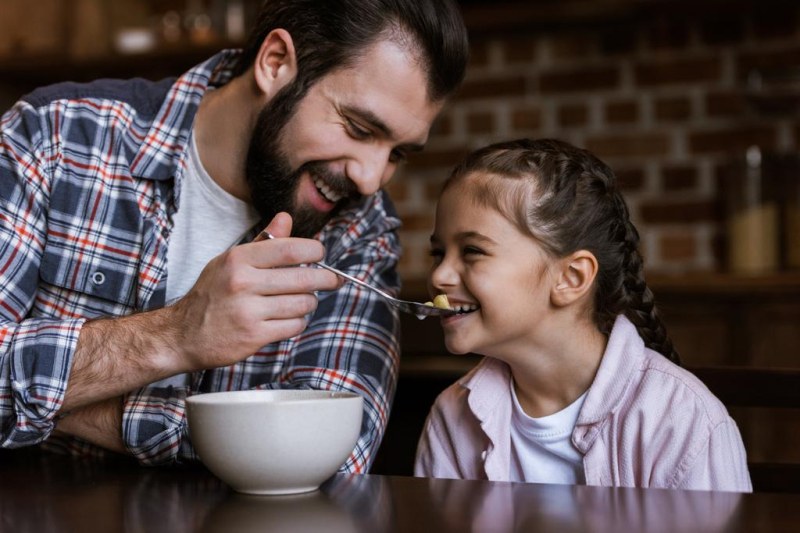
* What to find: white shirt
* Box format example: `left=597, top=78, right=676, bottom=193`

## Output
left=509, top=382, right=587, bottom=484
left=156, top=132, right=259, bottom=387
left=165, top=132, right=259, bottom=304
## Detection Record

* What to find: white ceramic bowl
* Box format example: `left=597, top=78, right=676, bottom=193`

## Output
left=186, top=389, right=363, bottom=495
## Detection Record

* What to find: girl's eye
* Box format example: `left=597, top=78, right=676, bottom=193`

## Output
left=463, top=246, right=484, bottom=256
left=428, top=248, right=444, bottom=263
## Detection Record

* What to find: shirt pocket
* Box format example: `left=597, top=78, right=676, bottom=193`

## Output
left=39, top=229, right=141, bottom=312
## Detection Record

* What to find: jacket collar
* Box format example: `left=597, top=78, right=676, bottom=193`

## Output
left=572, top=315, right=646, bottom=451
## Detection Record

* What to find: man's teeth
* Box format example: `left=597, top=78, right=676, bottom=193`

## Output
left=454, top=304, right=479, bottom=314
left=313, top=176, right=343, bottom=203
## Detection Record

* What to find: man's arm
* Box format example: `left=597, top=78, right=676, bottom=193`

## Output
left=119, top=194, right=402, bottom=467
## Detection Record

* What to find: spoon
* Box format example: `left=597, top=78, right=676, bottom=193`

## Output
left=256, top=230, right=457, bottom=320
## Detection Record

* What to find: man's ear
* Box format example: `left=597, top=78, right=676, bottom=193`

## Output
left=551, top=250, right=598, bottom=307
left=253, top=29, right=298, bottom=98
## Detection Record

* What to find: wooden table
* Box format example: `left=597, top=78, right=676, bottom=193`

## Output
left=0, top=449, right=796, bottom=532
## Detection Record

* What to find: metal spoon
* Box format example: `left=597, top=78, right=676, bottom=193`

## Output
left=256, top=230, right=457, bottom=320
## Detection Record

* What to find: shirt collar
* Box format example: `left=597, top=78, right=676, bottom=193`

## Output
left=572, top=315, right=646, bottom=451
left=129, top=49, right=243, bottom=182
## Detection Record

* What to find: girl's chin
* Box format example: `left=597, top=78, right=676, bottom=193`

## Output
left=444, top=341, right=473, bottom=356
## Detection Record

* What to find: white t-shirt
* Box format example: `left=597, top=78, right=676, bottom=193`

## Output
left=509, top=381, right=587, bottom=484
left=155, top=132, right=259, bottom=387
left=165, top=133, right=260, bottom=304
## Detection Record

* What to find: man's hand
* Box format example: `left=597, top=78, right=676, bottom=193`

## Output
left=61, top=212, right=340, bottom=413
left=166, top=212, right=341, bottom=371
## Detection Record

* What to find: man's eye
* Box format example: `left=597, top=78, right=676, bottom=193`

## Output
left=347, top=119, right=371, bottom=139
left=389, top=149, right=408, bottom=164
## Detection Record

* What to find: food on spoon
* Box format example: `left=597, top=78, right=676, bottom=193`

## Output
left=425, top=294, right=451, bottom=310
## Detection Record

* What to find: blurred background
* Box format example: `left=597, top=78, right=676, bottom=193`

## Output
left=2, top=0, right=800, bottom=480
left=2, top=0, right=799, bottom=278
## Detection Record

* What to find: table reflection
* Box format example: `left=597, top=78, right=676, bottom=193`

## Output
left=201, top=473, right=391, bottom=533
left=0, top=449, right=778, bottom=533
left=420, top=477, right=743, bottom=533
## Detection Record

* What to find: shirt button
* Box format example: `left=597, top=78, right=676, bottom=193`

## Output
left=91, top=271, right=106, bottom=285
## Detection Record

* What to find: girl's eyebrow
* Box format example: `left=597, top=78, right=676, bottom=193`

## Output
left=430, top=231, right=497, bottom=245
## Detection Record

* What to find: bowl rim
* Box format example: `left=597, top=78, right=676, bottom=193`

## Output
left=185, top=389, right=363, bottom=406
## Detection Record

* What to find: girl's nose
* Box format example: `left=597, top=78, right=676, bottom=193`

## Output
left=430, top=256, right=459, bottom=290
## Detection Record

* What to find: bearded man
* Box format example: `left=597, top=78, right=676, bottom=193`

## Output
left=0, top=0, right=468, bottom=470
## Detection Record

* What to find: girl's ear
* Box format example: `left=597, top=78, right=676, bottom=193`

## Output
left=252, top=29, right=298, bottom=99
left=551, top=250, right=598, bottom=307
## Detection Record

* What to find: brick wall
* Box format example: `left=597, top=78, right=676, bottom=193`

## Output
left=390, top=1, right=800, bottom=283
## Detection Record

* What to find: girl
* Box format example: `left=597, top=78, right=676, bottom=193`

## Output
left=414, top=138, right=751, bottom=492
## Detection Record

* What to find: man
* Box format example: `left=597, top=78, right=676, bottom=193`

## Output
left=0, top=0, right=468, bottom=471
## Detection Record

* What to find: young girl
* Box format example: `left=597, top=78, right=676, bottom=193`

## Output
left=414, top=138, right=752, bottom=492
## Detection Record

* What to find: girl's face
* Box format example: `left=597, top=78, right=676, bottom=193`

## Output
left=428, top=178, right=559, bottom=360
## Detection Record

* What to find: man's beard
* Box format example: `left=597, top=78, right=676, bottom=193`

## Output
left=245, top=85, right=358, bottom=238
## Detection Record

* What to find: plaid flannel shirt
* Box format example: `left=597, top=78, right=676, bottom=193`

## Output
left=0, top=50, right=402, bottom=471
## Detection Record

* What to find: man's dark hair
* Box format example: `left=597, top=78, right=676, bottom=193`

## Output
left=234, top=0, right=469, bottom=102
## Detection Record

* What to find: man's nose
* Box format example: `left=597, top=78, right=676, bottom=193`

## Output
left=347, top=148, right=395, bottom=196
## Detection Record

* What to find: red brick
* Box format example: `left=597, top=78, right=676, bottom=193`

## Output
left=643, top=16, right=691, bottom=50
left=605, top=100, right=639, bottom=124
left=467, top=111, right=495, bottom=134
left=662, top=166, right=698, bottom=191
left=614, top=167, right=646, bottom=192
left=689, top=126, right=777, bottom=155
left=659, top=232, right=698, bottom=261
left=511, top=107, right=542, bottom=131
left=699, top=13, right=745, bottom=45
left=795, top=124, right=800, bottom=150
left=655, top=96, right=691, bottom=121
left=385, top=180, right=408, bottom=202
left=548, top=33, right=596, bottom=60
left=458, top=75, right=527, bottom=100
left=705, top=91, right=748, bottom=117
left=405, top=147, right=470, bottom=170
left=634, top=57, right=722, bottom=86
left=585, top=133, right=671, bottom=158
left=430, top=114, right=453, bottom=137
left=425, top=179, right=448, bottom=201
left=557, top=103, right=588, bottom=127
left=639, top=200, right=717, bottom=224
left=599, top=27, right=637, bottom=56
left=540, top=66, right=619, bottom=94
left=399, top=213, right=435, bottom=232
left=468, top=41, right=490, bottom=68
left=502, top=36, right=537, bottom=64
left=737, top=46, right=800, bottom=83
left=397, top=241, right=425, bottom=275
left=752, top=5, right=799, bottom=41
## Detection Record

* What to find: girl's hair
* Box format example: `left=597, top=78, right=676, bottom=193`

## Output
left=445, top=138, right=679, bottom=364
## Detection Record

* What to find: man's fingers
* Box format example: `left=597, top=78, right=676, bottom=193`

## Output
left=263, top=212, right=293, bottom=239
left=235, top=238, right=329, bottom=271
left=247, top=264, right=339, bottom=295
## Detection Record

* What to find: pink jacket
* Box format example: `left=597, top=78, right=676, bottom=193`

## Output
left=414, top=316, right=753, bottom=492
